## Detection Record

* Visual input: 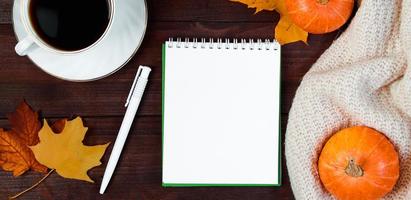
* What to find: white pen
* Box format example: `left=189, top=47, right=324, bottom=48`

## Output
left=99, top=66, right=151, bottom=194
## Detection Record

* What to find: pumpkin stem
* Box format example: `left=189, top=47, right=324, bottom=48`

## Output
left=345, top=159, right=364, bottom=177
left=317, top=0, right=329, bottom=5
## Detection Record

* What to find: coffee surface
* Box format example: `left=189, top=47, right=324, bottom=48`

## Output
left=29, top=0, right=110, bottom=51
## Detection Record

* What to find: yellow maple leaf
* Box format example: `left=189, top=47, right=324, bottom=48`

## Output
left=275, top=15, right=308, bottom=45
left=30, top=117, right=109, bottom=182
left=231, top=0, right=277, bottom=13
left=230, top=0, right=308, bottom=45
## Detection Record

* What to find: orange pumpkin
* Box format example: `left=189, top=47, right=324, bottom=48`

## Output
left=318, top=126, right=399, bottom=200
left=285, top=0, right=354, bottom=34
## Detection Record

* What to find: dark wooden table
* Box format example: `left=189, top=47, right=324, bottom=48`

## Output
left=0, top=0, right=338, bottom=199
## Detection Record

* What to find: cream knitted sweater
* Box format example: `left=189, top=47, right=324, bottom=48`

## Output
left=285, top=0, right=411, bottom=199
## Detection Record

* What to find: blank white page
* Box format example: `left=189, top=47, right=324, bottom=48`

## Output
left=162, top=39, right=281, bottom=185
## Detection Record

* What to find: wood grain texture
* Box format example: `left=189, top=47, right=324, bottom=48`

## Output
left=0, top=0, right=338, bottom=199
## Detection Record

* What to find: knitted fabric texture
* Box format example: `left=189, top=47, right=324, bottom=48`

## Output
left=285, top=0, right=411, bottom=199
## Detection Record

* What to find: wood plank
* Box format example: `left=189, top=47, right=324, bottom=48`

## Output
left=0, top=0, right=280, bottom=25
left=0, top=115, right=294, bottom=199
left=0, top=23, right=336, bottom=117
left=147, top=0, right=280, bottom=22
left=0, top=0, right=11, bottom=24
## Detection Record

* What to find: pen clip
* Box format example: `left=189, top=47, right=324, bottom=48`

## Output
left=125, top=67, right=143, bottom=107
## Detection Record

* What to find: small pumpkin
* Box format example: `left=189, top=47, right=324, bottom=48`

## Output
left=285, top=0, right=354, bottom=34
left=318, top=126, right=399, bottom=200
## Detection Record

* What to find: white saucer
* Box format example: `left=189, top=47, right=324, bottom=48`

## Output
left=13, top=0, right=147, bottom=81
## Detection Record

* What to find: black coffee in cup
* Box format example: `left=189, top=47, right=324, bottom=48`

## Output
left=29, top=0, right=110, bottom=51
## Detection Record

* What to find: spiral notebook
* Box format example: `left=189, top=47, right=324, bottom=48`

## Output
left=162, top=38, right=281, bottom=186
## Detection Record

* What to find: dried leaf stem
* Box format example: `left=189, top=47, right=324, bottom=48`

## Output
left=9, top=169, right=55, bottom=199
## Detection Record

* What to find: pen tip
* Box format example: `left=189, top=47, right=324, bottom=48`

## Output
left=99, top=187, right=105, bottom=194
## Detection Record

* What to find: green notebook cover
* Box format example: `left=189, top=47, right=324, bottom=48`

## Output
left=161, top=42, right=282, bottom=187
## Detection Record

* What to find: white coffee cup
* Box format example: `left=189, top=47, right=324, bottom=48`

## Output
left=15, top=0, right=114, bottom=56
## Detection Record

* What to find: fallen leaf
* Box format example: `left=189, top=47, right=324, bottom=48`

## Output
left=30, top=117, right=109, bottom=182
left=231, top=0, right=277, bottom=13
left=275, top=15, right=308, bottom=45
left=0, top=101, right=48, bottom=176
left=230, top=0, right=308, bottom=45
left=0, top=129, right=47, bottom=176
left=7, top=100, right=42, bottom=146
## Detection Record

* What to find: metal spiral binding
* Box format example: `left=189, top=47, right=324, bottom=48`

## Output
left=167, top=38, right=278, bottom=50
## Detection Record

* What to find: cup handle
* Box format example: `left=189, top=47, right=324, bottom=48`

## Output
left=15, top=36, right=37, bottom=56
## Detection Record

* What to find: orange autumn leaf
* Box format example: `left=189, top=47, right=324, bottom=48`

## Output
left=230, top=0, right=308, bottom=45
left=0, top=129, right=47, bottom=176
left=31, top=117, right=109, bottom=182
left=0, top=101, right=48, bottom=176
left=7, top=100, right=42, bottom=146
